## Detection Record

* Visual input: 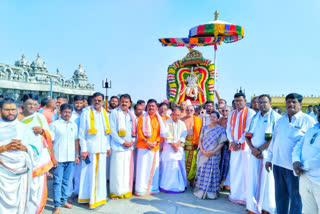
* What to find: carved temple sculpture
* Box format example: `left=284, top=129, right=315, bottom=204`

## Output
left=0, top=54, right=95, bottom=100
left=166, top=48, right=215, bottom=105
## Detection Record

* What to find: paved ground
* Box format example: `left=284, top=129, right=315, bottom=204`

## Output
left=43, top=180, right=246, bottom=214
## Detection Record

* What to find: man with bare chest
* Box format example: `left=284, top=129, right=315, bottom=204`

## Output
left=181, top=105, right=202, bottom=187
left=180, top=101, right=187, bottom=118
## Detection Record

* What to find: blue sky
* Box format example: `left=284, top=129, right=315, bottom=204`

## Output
left=0, top=0, right=319, bottom=104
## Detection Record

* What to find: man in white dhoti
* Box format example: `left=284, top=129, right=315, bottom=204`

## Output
left=135, top=99, right=168, bottom=196
left=160, top=107, right=187, bottom=193
left=68, top=95, right=84, bottom=198
left=18, top=94, right=55, bottom=214
left=0, top=98, right=39, bottom=214
left=109, top=94, right=136, bottom=199
left=266, top=93, right=315, bottom=214
left=292, top=111, right=320, bottom=214
left=78, top=92, right=111, bottom=209
left=245, top=95, right=281, bottom=214
left=226, top=92, right=255, bottom=205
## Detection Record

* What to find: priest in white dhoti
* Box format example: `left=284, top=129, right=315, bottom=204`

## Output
left=135, top=99, right=168, bottom=196
left=0, top=98, right=39, bottom=214
left=226, top=92, right=255, bottom=205
left=160, top=107, right=187, bottom=193
left=109, top=94, right=136, bottom=199
left=78, top=92, right=111, bottom=209
left=18, top=94, right=55, bottom=214
left=245, top=95, right=281, bottom=214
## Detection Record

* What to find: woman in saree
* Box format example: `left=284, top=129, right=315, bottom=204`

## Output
left=193, top=111, right=227, bottom=199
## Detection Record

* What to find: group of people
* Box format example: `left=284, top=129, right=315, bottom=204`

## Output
left=0, top=91, right=319, bottom=214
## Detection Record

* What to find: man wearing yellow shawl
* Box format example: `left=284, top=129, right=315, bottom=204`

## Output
left=181, top=105, right=202, bottom=188
left=18, top=94, right=55, bottom=214
left=109, top=94, right=136, bottom=199
left=78, top=92, right=111, bottom=209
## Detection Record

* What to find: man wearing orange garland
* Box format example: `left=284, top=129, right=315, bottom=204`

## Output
left=226, top=92, right=255, bottom=205
left=135, top=99, right=168, bottom=195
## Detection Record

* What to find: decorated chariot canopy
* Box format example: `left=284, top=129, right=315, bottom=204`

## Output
left=159, top=11, right=244, bottom=48
left=159, top=11, right=244, bottom=105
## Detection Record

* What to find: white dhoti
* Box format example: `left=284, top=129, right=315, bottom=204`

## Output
left=160, top=160, right=186, bottom=193
left=78, top=153, right=107, bottom=209
left=228, top=150, right=248, bottom=205
left=300, top=174, right=320, bottom=214
left=160, top=144, right=186, bottom=193
left=28, top=173, right=48, bottom=214
left=246, top=152, right=276, bottom=214
left=0, top=151, right=32, bottom=214
left=109, top=150, right=134, bottom=198
left=135, top=148, right=159, bottom=196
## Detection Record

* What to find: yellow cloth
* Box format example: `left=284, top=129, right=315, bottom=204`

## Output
left=88, top=107, right=111, bottom=135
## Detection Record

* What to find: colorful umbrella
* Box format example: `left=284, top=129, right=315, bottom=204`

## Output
left=159, top=11, right=244, bottom=102
left=159, top=11, right=244, bottom=48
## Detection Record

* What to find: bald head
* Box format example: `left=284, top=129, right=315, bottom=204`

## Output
left=180, top=101, right=187, bottom=111
left=47, top=99, right=56, bottom=110
left=171, top=107, right=181, bottom=122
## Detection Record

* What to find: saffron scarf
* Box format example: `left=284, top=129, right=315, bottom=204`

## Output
left=230, top=106, right=248, bottom=150
left=246, top=109, right=276, bottom=141
left=88, top=107, right=111, bottom=135
left=142, top=111, right=168, bottom=138
left=117, top=108, right=137, bottom=137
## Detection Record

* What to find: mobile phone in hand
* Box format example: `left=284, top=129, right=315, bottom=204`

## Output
left=85, top=156, right=91, bottom=165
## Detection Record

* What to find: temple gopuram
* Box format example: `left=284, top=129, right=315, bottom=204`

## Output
left=0, top=54, right=95, bottom=100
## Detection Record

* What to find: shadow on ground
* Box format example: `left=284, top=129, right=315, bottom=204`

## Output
left=44, top=180, right=246, bottom=214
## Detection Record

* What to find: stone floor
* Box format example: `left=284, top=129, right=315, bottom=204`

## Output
left=43, top=179, right=246, bottom=214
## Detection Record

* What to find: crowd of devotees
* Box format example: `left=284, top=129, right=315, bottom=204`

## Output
left=0, top=91, right=319, bottom=214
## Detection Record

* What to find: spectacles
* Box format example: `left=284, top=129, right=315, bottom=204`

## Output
left=186, top=109, right=194, bottom=112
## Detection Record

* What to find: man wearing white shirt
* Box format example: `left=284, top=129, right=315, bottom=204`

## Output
left=245, top=95, right=281, bottom=214
left=226, top=92, right=256, bottom=205
left=160, top=107, right=187, bottom=193
left=266, top=93, right=315, bottom=214
left=109, top=94, right=136, bottom=199
left=78, top=92, right=111, bottom=209
left=292, top=111, right=320, bottom=214
left=50, top=104, right=80, bottom=214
